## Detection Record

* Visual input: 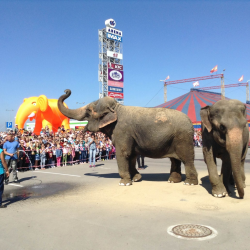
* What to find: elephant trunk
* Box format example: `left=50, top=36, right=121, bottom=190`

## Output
left=58, top=89, right=87, bottom=120
left=226, top=128, right=244, bottom=198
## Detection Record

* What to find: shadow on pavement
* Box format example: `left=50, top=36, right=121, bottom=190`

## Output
left=200, top=175, right=239, bottom=199
left=85, top=172, right=187, bottom=182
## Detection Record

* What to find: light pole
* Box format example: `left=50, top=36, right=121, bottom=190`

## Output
left=247, top=80, right=250, bottom=103
left=160, top=79, right=168, bottom=103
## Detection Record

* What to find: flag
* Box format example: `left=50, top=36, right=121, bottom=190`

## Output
left=238, top=75, right=244, bottom=82
left=210, top=65, right=218, bottom=73
left=165, top=76, right=170, bottom=81
left=193, top=81, right=199, bottom=87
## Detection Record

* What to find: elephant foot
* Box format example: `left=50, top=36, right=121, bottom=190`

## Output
left=119, top=179, right=132, bottom=186
left=132, top=173, right=142, bottom=182
left=183, top=177, right=198, bottom=185
left=212, top=183, right=227, bottom=198
left=168, top=172, right=182, bottom=183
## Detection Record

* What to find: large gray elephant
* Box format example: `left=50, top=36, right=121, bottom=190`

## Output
left=200, top=99, right=249, bottom=198
left=58, top=89, right=198, bottom=186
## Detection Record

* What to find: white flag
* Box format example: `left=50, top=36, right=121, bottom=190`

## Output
left=193, top=81, right=199, bottom=87
left=165, top=75, right=170, bottom=81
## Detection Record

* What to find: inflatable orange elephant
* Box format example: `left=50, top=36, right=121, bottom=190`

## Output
left=15, top=95, right=70, bottom=135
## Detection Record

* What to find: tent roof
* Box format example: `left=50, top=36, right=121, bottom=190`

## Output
left=156, top=88, right=250, bottom=123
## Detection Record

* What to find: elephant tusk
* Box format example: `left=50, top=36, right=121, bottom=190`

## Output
left=28, top=112, right=36, bottom=118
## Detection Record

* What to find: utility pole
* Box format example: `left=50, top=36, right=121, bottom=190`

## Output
left=160, top=78, right=168, bottom=102
left=247, top=80, right=250, bottom=103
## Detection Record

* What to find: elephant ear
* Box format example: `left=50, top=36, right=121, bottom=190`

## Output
left=99, top=111, right=117, bottom=128
left=37, top=95, right=48, bottom=112
left=200, top=106, right=212, bottom=132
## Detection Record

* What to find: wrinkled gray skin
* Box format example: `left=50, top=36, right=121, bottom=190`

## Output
left=200, top=99, right=249, bottom=198
left=58, top=89, right=198, bottom=186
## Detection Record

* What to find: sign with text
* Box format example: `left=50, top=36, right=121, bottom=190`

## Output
left=108, top=86, right=123, bottom=93
left=106, top=32, right=122, bottom=42
left=108, top=92, right=124, bottom=99
left=108, top=68, right=124, bottom=82
left=6, top=122, right=12, bottom=129
left=106, top=27, right=122, bottom=36
left=108, top=62, right=123, bottom=71
left=108, top=80, right=124, bottom=88
left=107, top=51, right=123, bottom=60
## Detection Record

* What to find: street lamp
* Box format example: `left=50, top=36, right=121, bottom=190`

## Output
left=160, top=78, right=169, bottom=103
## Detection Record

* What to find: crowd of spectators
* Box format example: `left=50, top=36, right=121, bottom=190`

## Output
left=194, top=129, right=202, bottom=147
left=0, top=125, right=116, bottom=171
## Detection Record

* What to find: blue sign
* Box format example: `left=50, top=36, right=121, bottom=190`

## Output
left=6, top=122, right=13, bottom=128
left=108, top=86, right=123, bottom=93
left=106, top=33, right=122, bottom=42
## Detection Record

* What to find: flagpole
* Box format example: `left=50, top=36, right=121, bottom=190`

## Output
left=221, top=69, right=225, bottom=100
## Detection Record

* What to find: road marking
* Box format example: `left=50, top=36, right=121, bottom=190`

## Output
left=36, top=171, right=81, bottom=177
left=8, top=183, right=23, bottom=187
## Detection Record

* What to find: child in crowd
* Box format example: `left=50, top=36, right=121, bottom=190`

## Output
left=40, top=144, right=46, bottom=170
left=56, top=144, right=62, bottom=167
left=31, top=145, right=36, bottom=169
left=62, top=143, right=68, bottom=166
left=52, top=146, right=56, bottom=167
left=47, top=147, right=53, bottom=168
left=67, top=143, right=72, bottom=166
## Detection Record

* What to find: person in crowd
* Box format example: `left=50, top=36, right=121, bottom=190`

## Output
left=88, top=133, right=97, bottom=168
left=3, top=133, right=20, bottom=184
left=56, top=144, right=62, bottom=167
left=18, top=141, right=26, bottom=171
left=74, top=140, right=80, bottom=164
left=34, top=142, right=40, bottom=170
left=52, top=146, right=56, bottom=167
left=62, top=143, right=68, bottom=166
left=71, top=143, right=75, bottom=165
left=40, top=144, right=46, bottom=170
left=79, top=139, right=86, bottom=164
left=47, top=147, right=53, bottom=168
left=137, top=155, right=145, bottom=170
left=14, top=124, right=19, bottom=135
left=25, top=142, right=32, bottom=171
left=30, top=145, right=36, bottom=169
left=0, top=146, right=9, bottom=208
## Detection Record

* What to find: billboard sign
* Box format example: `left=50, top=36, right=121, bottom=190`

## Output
left=106, top=33, right=122, bottom=42
left=108, top=86, right=123, bottom=93
left=108, top=80, right=124, bottom=88
left=108, top=62, right=123, bottom=71
left=108, top=69, right=124, bottom=82
left=106, top=27, right=122, bottom=37
left=108, top=92, right=124, bottom=99
left=107, top=51, right=123, bottom=60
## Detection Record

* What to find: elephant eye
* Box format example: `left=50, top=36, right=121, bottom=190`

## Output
left=220, top=124, right=226, bottom=131
left=32, top=102, right=36, bottom=106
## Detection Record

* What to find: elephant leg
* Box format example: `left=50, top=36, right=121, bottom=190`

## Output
left=61, top=118, right=70, bottom=130
left=129, top=156, right=142, bottom=182
left=220, top=156, right=231, bottom=195
left=203, top=147, right=227, bottom=197
left=168, top=158, right=182, bottom=183
left=42, top=120, right=52, bottom=131
left=175, top=145, right=198, bottom=185
left=241, top=161, right=246, bottom=188
left=116, top=147, right=132, bottom=186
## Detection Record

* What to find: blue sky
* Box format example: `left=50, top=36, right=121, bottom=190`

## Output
left=0, top=0, right=249, bottom=130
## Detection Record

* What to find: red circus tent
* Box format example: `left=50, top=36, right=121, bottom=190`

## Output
left=155, top=88, right=250, bottom=129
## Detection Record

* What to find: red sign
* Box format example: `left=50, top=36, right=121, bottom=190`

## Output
left=108, top=63, right=123, bottom=71
left=108, top=92, right=124, bottom=99
left=108, top=80, right=124, bottom=87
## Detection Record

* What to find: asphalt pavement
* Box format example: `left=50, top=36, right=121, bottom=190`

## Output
left=1, top=148, right=250, bottom=250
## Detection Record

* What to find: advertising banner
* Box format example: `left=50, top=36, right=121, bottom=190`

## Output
left=108, top=80, right=124, bottom=88
left=106, top=27, right=122, bottom=36
left=108, top=92, right=124, bottom=99
left=108, top=62, right=123, bottom=71
left=108, top=68, right=124, bottom=82
left=107, top=51, right=123, bottom=60
left=106, top=33, right=122, bottom=42
left=108, top=86, right=123, bottom=93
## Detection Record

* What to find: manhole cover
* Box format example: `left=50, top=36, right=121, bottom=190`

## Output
left=168, top=224, right=218, bottom=241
